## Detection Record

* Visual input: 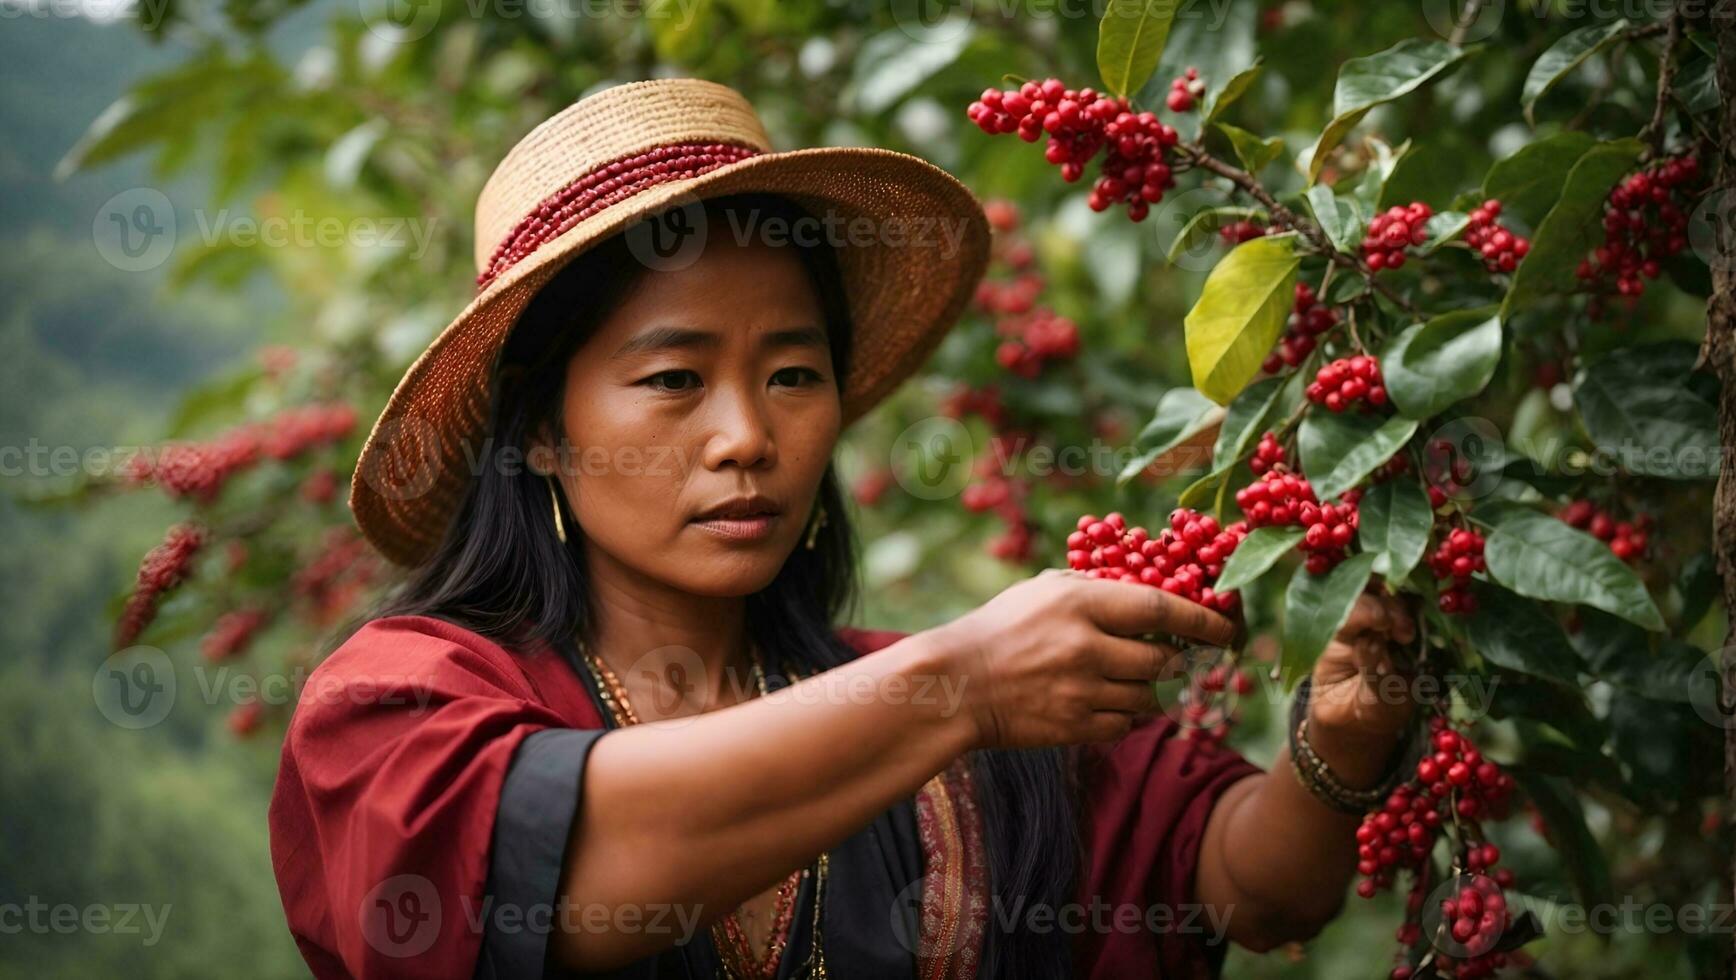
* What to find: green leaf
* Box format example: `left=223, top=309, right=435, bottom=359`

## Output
left=1573, top=341, right=1719, bottom=480
left=1502, top=138, right=1644, bottom=317
left=1302, top=39, right=1469, bottom=183
left=1305, top=184, right=1363, bottom=252
left=1118, top=387, right=1221, bottom=485
left=1281, top=553, right=1377, bottom=686
left=1482, top=506, right=1664, bottom=631
left=1217, top=526, right=1305, bottom=593
left=1215, top=122, right=1285, bottom=174
left=1165, top=204, right=1265, bottom=265
left=849, top=24, right=975, bottom=114
left=1097, top=0, right=1180, bottom=98
left=1416, top=210, right=1471, bottom=254
left=1674, top=39, right=1721, bottom=115
left=1356, top=479, right=1432, bottom=582
left=1521, top=20, right=1630, bottom=125
left=1380, top=308, right=1502, bottom=419
left=1513, top=770, right=1613, bottom=911
left=1464, top=583, right=1582, bottom=684
left=1298, top=411, right=1420, bottom=501
left=1481, top=131, right=1596, bottom=228
left=1210, top=375, right=1287, bottom=472
left=1600, top=640, right=1716, bottom=705
left=1204, top=61, right=1263, bottom=122
left=1184, top=234, right=1300, bottom=404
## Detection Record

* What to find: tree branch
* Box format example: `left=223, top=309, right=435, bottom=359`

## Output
left=1640, top=3, right=1685, bottom=159
left=1175, top=142, right=1421, bottom=316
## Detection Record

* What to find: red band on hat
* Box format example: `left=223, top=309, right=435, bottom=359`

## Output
left=476, top=140, right=761, bottom=290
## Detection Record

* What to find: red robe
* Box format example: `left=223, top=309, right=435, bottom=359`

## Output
left=268, top=615, right=1261, bottom=979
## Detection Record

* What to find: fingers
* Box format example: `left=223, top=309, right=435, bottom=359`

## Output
left=1079, top=577, right=1236, bottom=647
left=1338, top=593, right=1389, bottom=639
left=1094, top=635, right=1184, bottom=682
left=1090, top=679, right=1162, bottom=715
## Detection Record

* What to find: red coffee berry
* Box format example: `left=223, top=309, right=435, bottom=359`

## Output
left=1362, top=202, right=1432, bottom=272
left=1066, top=509, right=1247, bottom=613
left=116, top=522, right=207, bottom=649
left=1429, top=524, right=1486, bottom=616
left=1558, top=498, right=1649, bottom=565
left=968, top=79, right=1179, bottom=222
left=1263, top=281, right=1340, bottom=374
left=1577, top=154, right=1702, bottom=310
left=1464, top=198, right=1530, bottom=274
left=1305, top=355, right=1388, bottom=413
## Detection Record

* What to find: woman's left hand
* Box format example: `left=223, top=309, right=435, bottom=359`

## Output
left=1306, top=590, right=1417, bottom=742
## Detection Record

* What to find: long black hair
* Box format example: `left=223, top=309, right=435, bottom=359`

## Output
left=373, top=192, right=1081, bottom=979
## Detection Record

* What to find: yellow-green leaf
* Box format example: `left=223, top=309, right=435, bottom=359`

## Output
left=1185, top=233, right=1300, bottom=404
left=1097, top=0, right=1180, bottom=98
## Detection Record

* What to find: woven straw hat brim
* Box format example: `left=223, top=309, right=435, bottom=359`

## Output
left=350, top=144, right=991, bottom=567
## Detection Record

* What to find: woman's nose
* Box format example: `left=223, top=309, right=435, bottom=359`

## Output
left=700, top=385, right=777, bottom=471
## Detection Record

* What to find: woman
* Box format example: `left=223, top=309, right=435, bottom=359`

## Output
left=269, top=78, right=1418, bottom=980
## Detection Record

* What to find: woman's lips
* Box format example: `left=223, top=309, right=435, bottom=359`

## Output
left=689, top=513, right=781, bottom=541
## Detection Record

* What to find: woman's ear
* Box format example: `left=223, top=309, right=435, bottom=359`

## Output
left=527, top=420, right=561, bottom=477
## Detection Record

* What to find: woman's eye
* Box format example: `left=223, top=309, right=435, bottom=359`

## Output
left=643, top=369, right=701, bottom=392
left=771, top=367, right=823, bottom=388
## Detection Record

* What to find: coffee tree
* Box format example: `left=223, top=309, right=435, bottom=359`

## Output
left=57, top=0, right=1732, bottom=974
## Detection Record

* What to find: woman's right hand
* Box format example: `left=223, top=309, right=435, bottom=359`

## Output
left=920, top=568, right=1238, bottom=750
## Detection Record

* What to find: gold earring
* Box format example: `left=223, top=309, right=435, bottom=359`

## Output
left=804, top=500, right=827, bottom=550
left=547, top=475, right=567, bottom=545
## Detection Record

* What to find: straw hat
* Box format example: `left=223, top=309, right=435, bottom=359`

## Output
left=349, top=77, right=992, bottom=567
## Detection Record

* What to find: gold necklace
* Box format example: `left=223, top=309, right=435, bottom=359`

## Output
left=578, top=641, right=829, bottom=979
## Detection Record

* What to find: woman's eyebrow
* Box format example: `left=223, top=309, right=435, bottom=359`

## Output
left=760, top=325, right=829, bottom=351
left=610, top=326, right=717, bottom=360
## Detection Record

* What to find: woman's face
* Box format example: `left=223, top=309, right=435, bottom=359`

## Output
left=541, top=234, right=843, bottom=597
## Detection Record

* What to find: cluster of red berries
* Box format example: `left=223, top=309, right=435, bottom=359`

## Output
left=1181, top=659, right=1257, bottom=745
left=974, top=273, right=1043, bottom=315
left=1306, top=355, right=1388, bottom=412
left=228, top=701, right=265, bottom=738
left=123, top=403, right=357, bottom=503
left=1065, top=510, right=1247, bottom=613
left=1576, top=154, right=1702, bottom=303
left=1423, top=438, right=1478, bottom=508
left=201, top=607, right=268, bottom=662
left=1164, top=67, right=1206, bottom=112
left=1362, top=202, right=1434, bottom=271
left=1462, top=199, right=1530, bottom=274
left=994, top=307, right=1081, bottom=378
left=1559, top=499, right=1651, bottom=564
left=852, top=468, right=893, bottom=508
left=291, top=527, right=384, bottom=628
left=1429, top=527, right=1487, bottom=615
left=967, top=79, right=1180, bottom=221
left=1235, top=469, right=1362, bottom=574
left=941, top=383, right=1009, bottom=429
left=116, top=522, right=206, bottom=649
left=1248, top=431, right=1288, bottom=475
left=1262, top=281, right=1340, bottom=374
left=1218, top=219, right=1272, bottom=246
left=1357, top=719, right=1517, bottom=898
left=300, top=469, right=340, bottom=505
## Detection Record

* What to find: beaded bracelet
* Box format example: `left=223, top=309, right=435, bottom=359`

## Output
left=1286, top=676, right=1417, bottom=816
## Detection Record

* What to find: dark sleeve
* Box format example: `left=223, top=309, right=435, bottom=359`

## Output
left=475, top=728, right=607, bottom=980
left=1074, top=716, right=1263, bottom=980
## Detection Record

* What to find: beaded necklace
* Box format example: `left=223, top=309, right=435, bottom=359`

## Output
left=578, top=641, right=829, bottom=980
